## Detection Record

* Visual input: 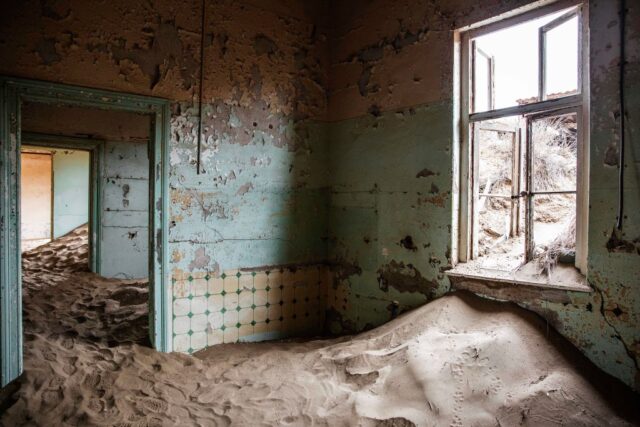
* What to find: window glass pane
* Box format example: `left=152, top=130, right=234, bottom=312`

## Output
left=473, top=51, right=491, bottom=112
left=471, top=8, right=575, bottom=112
left=531, top=113, right=577, bottom=192
left=544, top=15, right=579, bottom=98
left=532, top=193, right=576, bottom=264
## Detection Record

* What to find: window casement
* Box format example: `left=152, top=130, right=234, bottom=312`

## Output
left=457, top=1, right=589, bottom=277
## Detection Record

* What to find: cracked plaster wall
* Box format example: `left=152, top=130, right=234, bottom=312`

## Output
left=0, top=0, right=331, bottom=351
left=1, top=0, right=639, bottom=389
left=325, top=0, right=640, bottom=391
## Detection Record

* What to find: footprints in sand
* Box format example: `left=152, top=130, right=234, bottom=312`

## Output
left=133, top=396, right=169, bottom=414
left=3, top=225, right=636, bottom=426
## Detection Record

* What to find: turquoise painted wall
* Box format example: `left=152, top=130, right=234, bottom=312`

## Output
left=326, top=102, right=453, bottom=332
left=169, top=105, right=329, bottom=275
left=100, top=140, right=150, bottom=280
left=1, top=0, right=638, bottom=389
left=52, top=150, right=89, bottom=238
left=325, top=0, right=640, bottom=390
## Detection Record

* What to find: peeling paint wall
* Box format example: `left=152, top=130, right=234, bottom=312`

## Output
left=0, top=0, right=330, bottom=353
left=325, top=0, right=640, bottom=391
left=2, top=0, right=639, bottom=390
left=101, top=140, right=149, bottom=279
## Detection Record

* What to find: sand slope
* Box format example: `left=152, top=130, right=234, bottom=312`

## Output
left=1, top=226, right=637, bottom=426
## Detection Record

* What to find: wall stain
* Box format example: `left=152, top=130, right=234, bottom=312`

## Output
left=606, top=228, right=640, bottom=254
left=399, top=235, right=418, bottom=252
left=377, top=260, right=437, bottom=299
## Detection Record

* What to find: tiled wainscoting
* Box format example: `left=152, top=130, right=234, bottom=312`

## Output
left=172, top=265, right=329, bottom=353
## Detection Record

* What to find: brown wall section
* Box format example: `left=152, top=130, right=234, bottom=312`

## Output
left=0, top=0, right=328, bottom=119
left=20, top=152, right=53, bottom=251
left=326, top=0, right=535, bottom=121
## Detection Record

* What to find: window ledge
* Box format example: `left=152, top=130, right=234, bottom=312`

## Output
left=446, top=261, right=591, bottom=304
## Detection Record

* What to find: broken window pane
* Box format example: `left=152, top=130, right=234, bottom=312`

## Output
left=532, top=193, right=576, bottom=265
left=531, top=113, right=577, bottom=193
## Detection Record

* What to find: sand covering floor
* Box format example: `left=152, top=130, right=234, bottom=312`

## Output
left=1, top=226, right=638, bottom=426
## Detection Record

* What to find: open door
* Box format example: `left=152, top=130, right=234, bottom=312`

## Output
left=1, top=76, right=171, bottom=388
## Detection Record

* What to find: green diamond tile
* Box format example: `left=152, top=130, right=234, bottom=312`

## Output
left=236, top=306, right=241, bottom=312
left=188, top=348, right=193, bottom=353
left=204, top=309, right=210, bottom=315
left=188, top=330, right=193, bottom=335
left=187, top=312, right=193, bottom=318
left=236, top=322, right=241, bottom=328
left=205, top=274, right=210, bottom=280
left=236, top=289, right=241, bottom=295
left=236, top=272, right=242, bottom=278
left=251, top=304, right=256, bottom=309
left=265, top=302, right=271, bottom=308
left=251, top=272, right=256, bottom=277
left=204, top=292, right=210, bottom=298
left=221, top=308, right=227, bottom=314
left=252, top=288, right=256, bottom=293
left=265, top=270, right=271, bottom=276
left=251, top=320, right=256, bottom=326
left=265, top=286, right=271, bottom=292
left=221, top=273, right=227, bottom=279
left=265, top=318, right=270, bottom=323
left=221, top=325, right=226, bottom=331
left=188, top=294, right=193, bottom=300
left=188, top=276, right=193, bottom=282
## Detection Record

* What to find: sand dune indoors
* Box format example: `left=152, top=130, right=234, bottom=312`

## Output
left=0, top=227, right=637, bottom=426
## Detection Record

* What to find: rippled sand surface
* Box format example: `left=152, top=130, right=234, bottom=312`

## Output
left=1, top=226, right=637, bottom=426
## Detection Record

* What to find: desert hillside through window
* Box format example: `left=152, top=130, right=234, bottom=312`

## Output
left=459, top=4, right=587, bottom=282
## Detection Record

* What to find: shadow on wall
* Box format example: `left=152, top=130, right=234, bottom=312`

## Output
left=167, top=99, right=331, bottom=352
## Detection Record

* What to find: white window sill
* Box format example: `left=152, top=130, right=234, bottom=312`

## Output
left=446, top=259, right=591, bottom=302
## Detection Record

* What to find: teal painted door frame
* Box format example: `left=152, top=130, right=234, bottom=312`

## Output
left=22, top=132, right=103, bottom=275
left=0, top=76, right=172, bottom=387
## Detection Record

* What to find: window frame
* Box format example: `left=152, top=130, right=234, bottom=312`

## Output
left=456, top=0, right=589, bottom=274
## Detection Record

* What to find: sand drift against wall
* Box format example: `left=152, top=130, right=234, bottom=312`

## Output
left=1, top=227, right=637, bottom=425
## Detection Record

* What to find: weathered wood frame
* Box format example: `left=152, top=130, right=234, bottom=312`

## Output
left=456, top=0, right=589, bottom=272
left=0, top=76, right=172, bottom=387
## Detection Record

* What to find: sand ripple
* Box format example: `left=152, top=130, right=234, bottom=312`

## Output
left=1, top=226, right=637, bottom=426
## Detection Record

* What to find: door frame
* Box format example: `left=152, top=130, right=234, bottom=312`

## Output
left=0, top=76, right=172, bottom=387
left=21, top=132, right=104, bottom=274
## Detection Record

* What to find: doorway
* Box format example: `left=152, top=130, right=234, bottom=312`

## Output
left=0, top=76, right=172, bottom=387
